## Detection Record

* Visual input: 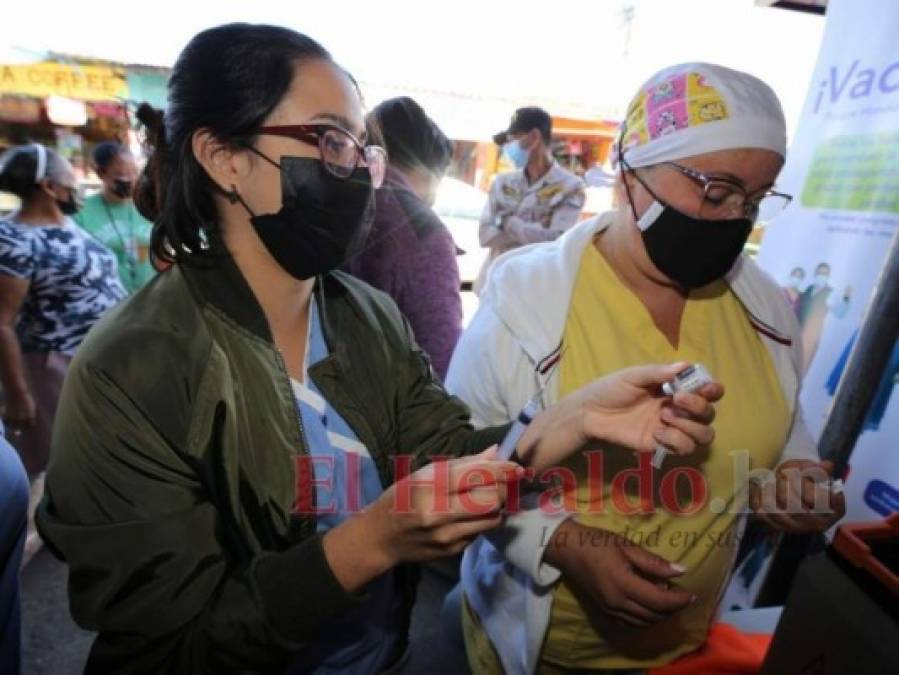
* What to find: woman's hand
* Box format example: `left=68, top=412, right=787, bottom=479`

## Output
left=518, top=362, right=723, bottom=471
left=580, top=362, right=723, bottom=454
left=749, top=459, right=846, bottom=533
left=323, top=447, right=523, bottom=592
left=367, top=446, right=522, bottom=562
left=2, top=387, right=36, bottom=433
left=545, top=519, right=694, bottom=627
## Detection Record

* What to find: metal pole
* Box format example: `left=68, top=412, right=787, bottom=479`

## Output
left=755, top=226, right=899, bottom=608
left=819, top=226, right=899, bottom=478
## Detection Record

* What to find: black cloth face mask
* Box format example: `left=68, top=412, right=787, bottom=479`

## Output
left=112, top=179, right=133, bottom=199
left=623, top=168, right=753, bottom=290
left=53, top=186, right=81, bottom=216
left=58, top=195, right=80, bottom=215
left=236, top=150, right=375, bottom=281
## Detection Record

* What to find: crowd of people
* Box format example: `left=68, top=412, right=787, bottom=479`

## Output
left=0, top=21, right=846, bottom=675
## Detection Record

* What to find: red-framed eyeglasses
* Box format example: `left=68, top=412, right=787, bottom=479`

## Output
left=256, top=124, right=387, bottom=188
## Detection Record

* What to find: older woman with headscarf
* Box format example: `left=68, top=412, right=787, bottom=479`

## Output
left=446, top=63, right=846, bottom=674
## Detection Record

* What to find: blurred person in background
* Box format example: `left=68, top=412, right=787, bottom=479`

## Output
left=74, top=142, right=156, bottom=293
left=475, top=106, right=585, bottom=293
left=0, top=144, right=125, bottom=555
left=0, top=421, right=28, bottom=675
left=345, top=96, right=462, bottom=380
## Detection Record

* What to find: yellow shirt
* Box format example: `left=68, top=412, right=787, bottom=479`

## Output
left=543, top=241, right=790, bottom=670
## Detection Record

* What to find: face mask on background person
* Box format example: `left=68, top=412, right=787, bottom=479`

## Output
left=52, top=184, right=81, bottom=216
left=503, top=139, right=530, bottom=170
left=814, top=273, right=830, bottom=288
left=235, top=150, right=375, bottom=280
left=58, top=194, right=80, bottom=215
left=112, top=178, right=133, bottom=199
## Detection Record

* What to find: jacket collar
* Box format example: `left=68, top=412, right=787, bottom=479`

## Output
left=179, top=249, right=273, bottom=342
left=179, top=246, right=345, bottom=352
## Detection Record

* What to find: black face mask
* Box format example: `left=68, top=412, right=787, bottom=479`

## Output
left=112, top=179, right=133, bottom=199
left=57, top=190, right=81, bottom=216
left=625, top=173, right=753, bottom=290
left=238, top=151, right=374, bottom=280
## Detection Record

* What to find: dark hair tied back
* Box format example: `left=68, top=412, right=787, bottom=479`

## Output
left=133, top=23, right=332, bottom=265
left=0, top=144, right=60, bottom=201
left=133, top=103, right=165, bottom=226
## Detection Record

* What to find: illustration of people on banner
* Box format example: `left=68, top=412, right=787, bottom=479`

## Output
left=780, top=262, right=852, bottom=374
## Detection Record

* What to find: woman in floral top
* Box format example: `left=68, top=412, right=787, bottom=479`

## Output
left=0, top=144, right=125, bottom=478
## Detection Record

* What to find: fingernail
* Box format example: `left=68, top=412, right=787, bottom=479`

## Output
left=690, top=595, right=698, bottom=604
left=670, top=563, right=687, bottom=574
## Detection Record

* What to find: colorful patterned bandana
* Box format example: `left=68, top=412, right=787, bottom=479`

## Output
left=615, top=63, right=787, bottom=169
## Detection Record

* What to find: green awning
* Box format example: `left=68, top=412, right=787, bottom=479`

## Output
left=126, top=70, right=167, bottom=108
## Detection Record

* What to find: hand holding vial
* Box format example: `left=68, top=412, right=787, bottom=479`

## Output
left=654, top=364, right=716, bottom=468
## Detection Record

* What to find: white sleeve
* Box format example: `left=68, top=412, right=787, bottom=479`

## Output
left=445, top=300, right=517, bottom=427
left=776, top=297, right=820, bottom=465
left=446, top=302, right=568, bottom=586
left=484, top=494, right=568, bottom=586
left=779, top=405, right=820, bottom=463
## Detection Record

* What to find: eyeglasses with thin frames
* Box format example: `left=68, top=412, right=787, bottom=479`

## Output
left=647, top=160, right=792, bottom=220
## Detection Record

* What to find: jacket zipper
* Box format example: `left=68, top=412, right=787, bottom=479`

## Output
left=274, top=347, right=316, bottom=531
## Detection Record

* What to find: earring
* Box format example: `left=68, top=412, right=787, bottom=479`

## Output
left=197, top=226, right=210, bottom=251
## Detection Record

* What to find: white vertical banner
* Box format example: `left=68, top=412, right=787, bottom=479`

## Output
left=757, top=0, right=899, bottom=522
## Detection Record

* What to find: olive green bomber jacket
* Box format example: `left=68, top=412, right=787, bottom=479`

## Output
left=36, top=252, right=506, bottom=674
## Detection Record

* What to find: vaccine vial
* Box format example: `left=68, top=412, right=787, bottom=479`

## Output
left=654, top=364, right=715, bottom=469
left=662, top=363, right=714, bottom=397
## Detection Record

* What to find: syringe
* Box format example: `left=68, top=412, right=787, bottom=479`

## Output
left=498, top=396, right=543, bottom=463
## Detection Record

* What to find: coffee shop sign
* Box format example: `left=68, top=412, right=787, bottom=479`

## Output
left=0, top=62, right=128, bottom=102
